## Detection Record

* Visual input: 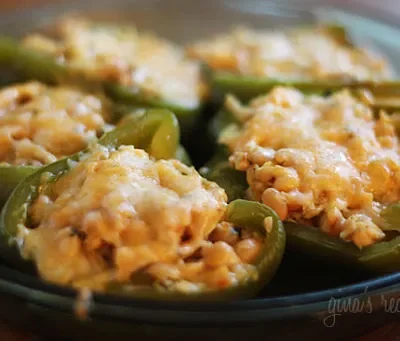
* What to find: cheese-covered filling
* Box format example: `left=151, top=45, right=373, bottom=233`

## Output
left=0, top=82, right=111, bottom=166
left=221, top=87, right=400, bottom=248
left=23, top=17, right=206, bottom=109
left=187, top=26, right=392, bottom=81
left=21, top=146, right=262, bottom=293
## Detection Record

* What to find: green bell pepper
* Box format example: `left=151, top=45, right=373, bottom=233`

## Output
left=0, top=36, right=203, bottom=133
left=211, top=73, right=400, bottom=104
left=284, top=222, right=400, bottom=273
left=200, top=145, right=247, bottom=202
left=0, top=166, right=37, bottom=210
left=197, top=24, right=400, bottom=107
left=0, top=108, right=188, bottom=209
left=203, top=109, right=400, bottom=273
left=0, top=113, right=286, bottom=301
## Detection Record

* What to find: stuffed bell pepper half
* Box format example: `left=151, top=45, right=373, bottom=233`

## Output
left=0, top=107, right=285, bottom=300
left=187, top=24, right=400, bottom=109
left=0, top=17, right=208, bottom=133
left=202, top=87, right=400, bottom=273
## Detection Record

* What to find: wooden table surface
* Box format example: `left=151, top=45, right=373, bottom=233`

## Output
left=0, top=0, right=399, bottom=340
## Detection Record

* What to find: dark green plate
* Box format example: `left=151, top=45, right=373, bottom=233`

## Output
left=0, top=252, right=399, bottom=340
left=0, top=1, right=399, bottom=340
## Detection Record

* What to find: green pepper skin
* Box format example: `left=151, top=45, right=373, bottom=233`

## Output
left=98, top=108, right=180, bottom=161
left=285, top=222, right=400, bottom=273
left=201, top=111, right=246, bottom=200
left=0, top=37, right=68, bottom=84
left=225, top=200, right=286, bottom=292
left=380, top=203, right=400, bottom=232
left=0, top=166, right=37, bottom=208
left=104, top=84, right=201, bottom=134
left=0, top=128, right=285, bottom=300
left=212, top=72, right=400, bottom=104
left=208, top=109, right=240, bottom=143
left=200, top=146, right=247, bottom=202
left=0, top=37, right=202, bottom=133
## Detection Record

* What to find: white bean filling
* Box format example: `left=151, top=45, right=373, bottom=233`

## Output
left=23, top=17, right=207, bottom=109
left=0, top=82, right=110, bottom=166
left=187, top=26, right=392, bottom=81
left=21, top=146, right=263, bottom=293
left=222, top=87, right=400, bottom=248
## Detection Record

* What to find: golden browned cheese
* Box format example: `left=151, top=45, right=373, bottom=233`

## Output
left=21, top=146, right=262, bottom=293
left=0, top=82, right=111, bottom=166
left=187, top=26, right=392, bottom=81
left=222, top=87, right=400, bottom=248
left=23, top=17, right=206, bottom=109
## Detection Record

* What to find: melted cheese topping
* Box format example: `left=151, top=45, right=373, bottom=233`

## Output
left=0, top=82, right=111, bottom=166
left=23, top=17, right=206, bottom=109
left=22, top=146, right=262, bottom=293
left=222, top=87, right=400, bottom=248
left=187, top=26, right=392, bottom=81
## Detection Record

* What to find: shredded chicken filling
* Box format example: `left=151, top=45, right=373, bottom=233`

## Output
left=23, top=17, right=206, bottom=109
left=0, top=82, right=110, bottom=166
left=187, top=26, right=392, bottom=81
left=21, top=146, right=262, bottom=293
left=221, top=87, right=400, bottom=248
